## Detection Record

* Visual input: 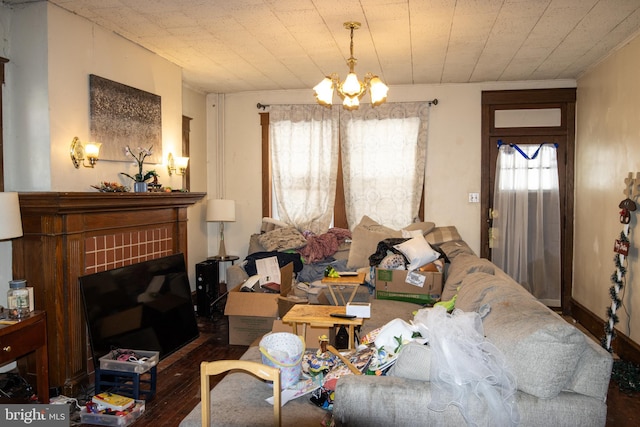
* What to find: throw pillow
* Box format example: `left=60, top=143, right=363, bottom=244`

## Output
left=401, top=229, right=423, bottom=239
left=425, top=226, right=462, bottom=245
left=393, top=235, right=440, bottom=271
left=347, top=216, right=401, bottom=269
left=248, top=233, right=267, bottom=255
left=260, top=217, right=289, bottom=233
left=403, top=221, right=436, bottom=236
left=257, top=227, right=308, bottom=251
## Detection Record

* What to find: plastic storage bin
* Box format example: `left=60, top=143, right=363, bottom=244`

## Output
left=99, top=349, right=159, bottom=374
left=80, top=400, right=145, bottom=426
left=95, top=366, right=157, bottom=400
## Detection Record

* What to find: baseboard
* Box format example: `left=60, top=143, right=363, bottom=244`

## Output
left=571, top=298, right=640, bottom=365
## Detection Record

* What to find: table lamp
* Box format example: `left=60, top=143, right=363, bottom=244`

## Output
left=207, top=199, right=235, bottom=259
left=0, top=192, right=24, bottom=241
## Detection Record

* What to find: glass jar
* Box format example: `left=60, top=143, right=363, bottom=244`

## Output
left=7, top=279, right=30, bottom=319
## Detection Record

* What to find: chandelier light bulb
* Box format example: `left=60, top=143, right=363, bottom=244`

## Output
left=341, top=72, right=362, bottom=97
left=369, top=76, right=389, bottom=106
left=313, top=77, right=334, bottom=106
left=342, top=95, right=360, bottom=110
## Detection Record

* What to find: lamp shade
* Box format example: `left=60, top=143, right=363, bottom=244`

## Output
left=206, top=199, right=236, bottom=222
left=0, top=192, right=23, bottom=240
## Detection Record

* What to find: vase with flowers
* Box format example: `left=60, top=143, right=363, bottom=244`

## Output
left=120, top=145, right=158, bottom=192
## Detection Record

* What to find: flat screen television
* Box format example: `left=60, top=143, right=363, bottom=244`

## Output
left=79, top=253, right=199, bottom=366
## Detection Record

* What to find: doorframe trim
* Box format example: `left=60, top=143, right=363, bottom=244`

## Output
left=481, top=88, right=576, bottom=314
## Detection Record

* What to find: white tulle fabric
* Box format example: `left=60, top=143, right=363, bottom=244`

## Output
left=415, top=306, right=520, bottom=426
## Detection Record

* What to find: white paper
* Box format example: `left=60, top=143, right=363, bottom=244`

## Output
left=265, top=376, right=322, bottom=406
left=255, top=256, right=281, bottom=285
left=405, top=271, right=426, bottom=288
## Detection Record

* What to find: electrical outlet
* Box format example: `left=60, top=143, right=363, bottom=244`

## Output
left=468, top=192, right=480, bottom=203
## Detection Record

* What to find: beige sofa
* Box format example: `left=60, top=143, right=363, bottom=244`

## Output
left=182, top=225, right=612, bottom=426
left=332, top=250, right=613, bottom=426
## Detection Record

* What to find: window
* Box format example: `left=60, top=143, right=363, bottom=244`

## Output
left=262, top=102, right=430, bottom=231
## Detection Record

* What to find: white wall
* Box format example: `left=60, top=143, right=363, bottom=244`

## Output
left=217, top=80, right=576, bottom=261
left=3, top=3, right=186, bottom=192
left=575, top=33, right=640, bottom=345
left=0, top=3, right=208, bottom=298
left=183, top=85, right=209, bottom=278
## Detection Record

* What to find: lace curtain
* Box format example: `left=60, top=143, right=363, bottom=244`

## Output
left=491, top=143, right=561, bottom=305
left=269, top=105, right=339, bottom=234
left=340, top=102, right=430, bottom=230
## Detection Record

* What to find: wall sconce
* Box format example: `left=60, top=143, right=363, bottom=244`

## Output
left=70, top=137, right=102, bottom=168
left=167, top=153, right=190, bottom=176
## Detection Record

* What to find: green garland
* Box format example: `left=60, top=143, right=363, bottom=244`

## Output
left=612, top=359, right=640, bottom=394
left=602, top=230, right=629, bottom=352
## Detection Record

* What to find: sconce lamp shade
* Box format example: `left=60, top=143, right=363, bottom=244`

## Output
left=0, top=192, right=24, bottom=240
left=207, top=199, right=236, bottom=222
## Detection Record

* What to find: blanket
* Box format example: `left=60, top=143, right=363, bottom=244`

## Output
left=297, top=228, right=351, bottom=264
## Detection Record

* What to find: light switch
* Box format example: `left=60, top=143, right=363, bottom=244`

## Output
left=468, top=192, right=480, bottom=203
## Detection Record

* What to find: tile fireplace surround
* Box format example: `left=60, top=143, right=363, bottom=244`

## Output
left=12, top=191, right=205, bottom=396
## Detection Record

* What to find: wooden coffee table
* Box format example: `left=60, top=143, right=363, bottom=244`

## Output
left=282, top=304, right=364, bottom=349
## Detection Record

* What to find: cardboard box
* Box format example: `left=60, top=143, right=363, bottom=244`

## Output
left=375, top=267, right=442, bottom=304
left=277, top=295, right=308, bottom=318
left=271, top=319, right=334, bottom=349
left=224, top=263, right=293, bottom=346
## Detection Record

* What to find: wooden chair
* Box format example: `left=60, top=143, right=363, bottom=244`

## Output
left=200, top=360, right=281, bottom=427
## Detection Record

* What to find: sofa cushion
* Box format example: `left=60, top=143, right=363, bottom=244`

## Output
left=462, top=272, right=586, bottom=399
left=455, top=271, right=529, bottom=312
left=564, top=338, right=613, bottom=401
left=438, top=240, right=475, bottom=260
left=257, top=226, right=307, bottom=251
left=388, top=341, right=431, bottom=381
left=441, top=253, right=496, bottom=301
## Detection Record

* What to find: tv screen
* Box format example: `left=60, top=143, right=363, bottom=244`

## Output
left=79, top=253, right=199, bottom=366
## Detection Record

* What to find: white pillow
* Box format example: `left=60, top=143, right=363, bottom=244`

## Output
left=394, top=235, right=440, bottom=271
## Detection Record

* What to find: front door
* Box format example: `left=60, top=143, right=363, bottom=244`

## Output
left=480, top=89, right=576, bottom=313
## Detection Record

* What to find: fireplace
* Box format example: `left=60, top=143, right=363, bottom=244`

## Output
left=12, top=191, right=205, bottom=395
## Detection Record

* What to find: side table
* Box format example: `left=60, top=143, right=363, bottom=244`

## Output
left=321, top=272, right=366, bottom=305
left=282, top=304, right=364, bottom=350
left=196, top=255, right=240, bottom=316
left=0, top=311, right=49, bottom=403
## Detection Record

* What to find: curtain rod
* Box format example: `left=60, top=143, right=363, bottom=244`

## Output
left=257, top=99, right=439, bottom=110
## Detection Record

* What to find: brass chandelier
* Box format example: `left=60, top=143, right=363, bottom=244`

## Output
left=313, top=22, right=389, bottom=110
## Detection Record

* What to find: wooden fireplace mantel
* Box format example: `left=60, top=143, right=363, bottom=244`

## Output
left=12, top=191, right=205, bottom=395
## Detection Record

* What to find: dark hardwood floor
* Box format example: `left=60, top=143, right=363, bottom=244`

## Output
left=76, top=311, right=639, bottom=427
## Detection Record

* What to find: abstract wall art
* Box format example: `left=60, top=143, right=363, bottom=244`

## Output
left=89, top=74, right=162, bottom=163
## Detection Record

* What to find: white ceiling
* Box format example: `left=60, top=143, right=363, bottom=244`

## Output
left=6, top=0, right=640, bottom=94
